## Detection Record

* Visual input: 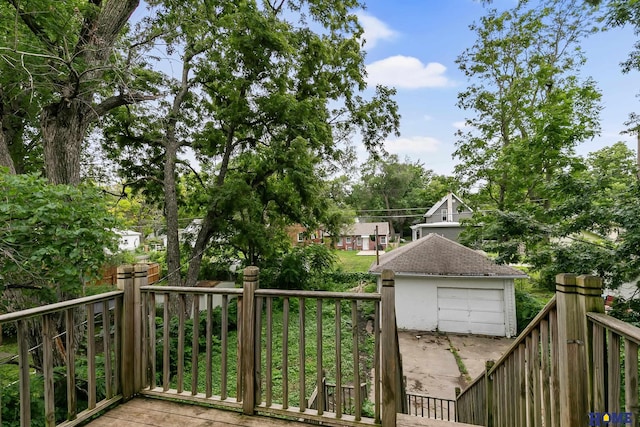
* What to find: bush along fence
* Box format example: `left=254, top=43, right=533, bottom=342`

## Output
left=456, top=273, right=640, bottom=427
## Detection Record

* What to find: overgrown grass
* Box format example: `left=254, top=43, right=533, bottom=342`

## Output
left=0, top=337, right=20, bottom=387
left=334, top=250, right=377, bottom=273
left=170, top=298, right=376, bottom=409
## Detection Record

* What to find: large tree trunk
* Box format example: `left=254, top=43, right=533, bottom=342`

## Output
left=41, top=101, right=88, bottom=185
left=0, top=122, right=16, bottom=174
left=164, top=135, right=182, bottom=287
left=34, top=0, right=139, bottom=185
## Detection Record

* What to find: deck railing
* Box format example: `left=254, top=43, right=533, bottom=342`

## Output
left=587, top=311, right=640, bottom=425
left=0, top=290, right=124, bottom=427
left=456, top=273, right=640, bottom=427
left=405, top=392, right=456, bottom=421
left=0, top=266, right=405, bottom=427
left=456, top=295, right=558, bottom=426
left=137, top=265, right=402, bottom=426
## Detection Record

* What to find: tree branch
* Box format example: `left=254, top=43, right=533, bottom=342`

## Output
left=176, top=159, right=206, bottom=189
left=91, top=92, right=158, bottom=119
left=7, top=0, right=58, bottom=53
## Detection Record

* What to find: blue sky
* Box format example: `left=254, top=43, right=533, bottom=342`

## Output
left=357, top=0, right=640, bottom=176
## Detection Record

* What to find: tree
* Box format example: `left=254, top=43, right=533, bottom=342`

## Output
left=0, top=168, right=118, bottom=367
left=455, top=0, right=602, bottom=263
left=104, top=0, right=400, bottom=286
left=0, top=0, right=153, bottom=185
left=348, top=154, right=459, bottom=238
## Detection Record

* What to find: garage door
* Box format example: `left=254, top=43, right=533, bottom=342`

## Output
left=437, top=287, right=505, bottom=336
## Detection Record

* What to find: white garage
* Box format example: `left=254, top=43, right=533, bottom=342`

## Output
left=370, top=234, right=526, bottom=337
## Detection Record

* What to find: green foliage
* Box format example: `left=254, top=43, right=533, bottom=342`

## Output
left=609, top=296, right=640, bottom=328
left=0, top=169, right=118, bottom=305
left=515, top=289, right=546, bottom=333
left=260, top=244, right=337, bottom=289
left=347, top=154, right=458, bottom=237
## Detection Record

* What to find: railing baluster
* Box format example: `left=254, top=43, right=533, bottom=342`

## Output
left=549, top=308, right=559, bottom=426
left=335, top=300, right=342, bottom=418
left=103, top=300, right=113, bottom=397
left=608, top=330, right=621, bottom=415
left=351, top=300, right=360, bottom=421
left=221, top=294, right=228, bottom=400
left=316, top=299, right=323, bottom=416
left=148, top=294, right=156, bottom=391
left=17, top=319, right=30, bottom=427
left=266, top=297, right=273, bottom=407
left=114, top=294, right=122, bottom=395
left=592, top=323, right=605, bottom=411
left=236, top=295, right=243, bottom=401
left=282, top=297, right=289, bottom=410
left=206, top=294, right=213, bottom=398
left=374, top=300, right=380, bottom=422
left=255, top=295, right=263, bottom=406
left=299, top=297, right=306, bottom=412
left=141, top=292, right=148, bottom=389
left=42, top=314, right=55, bottom=426
left=191, top=295, right=200, bottom=395
left=540, top=318, right=551, bottom=427
left=66, top=307, right=76, bottom=420
left=162, top=293, right=170, bottom=392
left=177, top=293, right=186, bottom=393
left=624, top=338, right=639, bottom=422
left=87, top=303, right=96, bottom=409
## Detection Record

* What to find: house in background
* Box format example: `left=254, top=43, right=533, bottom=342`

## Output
left=370, top=233, right=526, bottom=337
left=286, top=224, right=327, bottom=246
left=410, top=192, right=473, bottom=242
left=335, top=221, right=390, bottom=251
left=115, top=229, right=142, bottom=251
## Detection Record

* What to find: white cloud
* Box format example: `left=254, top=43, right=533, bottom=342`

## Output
left=384, top=136, right=441, bottom=156
left=366, top=56, right=452, bottom=89
left=424, top=115, right=433, bottom=121
left=357, top=12, right=397, bottom=49
left=452, top=121, right=468, bottom=129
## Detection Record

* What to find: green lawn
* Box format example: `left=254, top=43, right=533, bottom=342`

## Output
left=334, top=250, right=377, bottom=273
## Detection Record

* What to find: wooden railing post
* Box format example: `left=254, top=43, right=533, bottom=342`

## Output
left=555, top=273, right=602, bottom=427
left=577, top=274, right=604, bottom=415
left=117, top=264, right=137, bottom=400
left=381, top=269, right=398, bottom=427
left=134, top=264, right=148, bottom=392
left=242, top=266, right=259, bottom=415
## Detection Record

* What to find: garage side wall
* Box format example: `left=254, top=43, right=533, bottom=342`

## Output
left=391, top=276, right=517, bottom=337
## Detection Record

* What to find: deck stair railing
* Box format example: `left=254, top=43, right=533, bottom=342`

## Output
left=456, top=273, right=640, bottom=427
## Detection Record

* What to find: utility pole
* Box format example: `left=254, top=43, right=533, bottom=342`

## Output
left=375, top=225, right=380, bottom=265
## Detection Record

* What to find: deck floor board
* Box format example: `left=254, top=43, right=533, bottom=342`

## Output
left=84, top=397, right=473, bottom=427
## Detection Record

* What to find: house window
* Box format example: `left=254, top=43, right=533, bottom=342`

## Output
left=337, top=237, right=343, bottom=246
left=441, top=209, right=448, bottom=221
left=356, top=237, right=362, bottom=246
left=297, top=233, right=304, bottom=242
left=380, top=236, right=387, bottom=245
left=346, top=237, right=352, bottom=244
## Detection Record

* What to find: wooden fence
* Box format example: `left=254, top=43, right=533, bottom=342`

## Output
left=456, top=273, right=640, bottom=427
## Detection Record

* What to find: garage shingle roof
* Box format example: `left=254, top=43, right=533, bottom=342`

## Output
left=369, top=234, right=527, bottom=277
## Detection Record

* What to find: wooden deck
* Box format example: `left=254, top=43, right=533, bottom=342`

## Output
left=85, top=397, right=475, bottom=427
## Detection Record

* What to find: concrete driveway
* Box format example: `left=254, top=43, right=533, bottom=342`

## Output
left=398, top=331, right=513, bottom=400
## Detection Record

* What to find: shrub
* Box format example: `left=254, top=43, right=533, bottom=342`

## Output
left=515, top=289, right=545, bottom=333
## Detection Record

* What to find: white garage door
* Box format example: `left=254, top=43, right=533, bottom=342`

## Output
left=437, top=287, right=505, bottom=336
